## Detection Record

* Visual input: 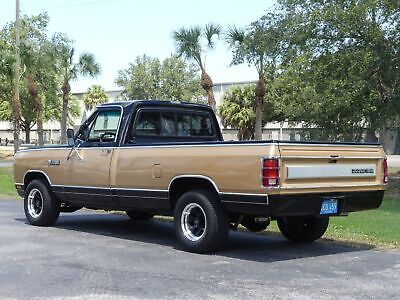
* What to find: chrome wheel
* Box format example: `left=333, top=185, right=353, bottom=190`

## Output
left=181, top=203, right=207, bottom=242
left=27, top=188, right=43, bottom=218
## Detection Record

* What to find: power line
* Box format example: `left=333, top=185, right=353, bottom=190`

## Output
left=28, top=0, right=124, bottom=11
left=13, top=0, right=21, bottom=153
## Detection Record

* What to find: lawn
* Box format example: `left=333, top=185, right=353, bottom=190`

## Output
left=324, top=196, right=399, bottom=248
left=0, top=167, right=18, bottom=198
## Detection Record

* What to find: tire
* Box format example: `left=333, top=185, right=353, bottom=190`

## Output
left=174, top=189, right=229, bottom=253
left=126, top=210, right=154, bottom=221
left=277, top=216, right=329, bottom=243
left=24, top=179, right=60, bottom=226
left=241, top=216, right=269, bottom=232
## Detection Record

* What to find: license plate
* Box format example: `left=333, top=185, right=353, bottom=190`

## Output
left=320, top=198, right=338, bottom=215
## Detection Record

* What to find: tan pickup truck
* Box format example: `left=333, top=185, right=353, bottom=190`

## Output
left=14, top=100, right=387, bottom=253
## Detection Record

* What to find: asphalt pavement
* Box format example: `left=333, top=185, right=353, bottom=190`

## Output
left=0, top=198, right=399, bottom=299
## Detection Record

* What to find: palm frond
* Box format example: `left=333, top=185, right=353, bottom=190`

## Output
left=69, top=48, right=74, bottom=65
left=204, top=23, right=221, bottom=48
left=225, top=25, right=245, bottom=47
left=78, top=53, right=100, bottom=78
left=173, top=26, right=203, bottom=69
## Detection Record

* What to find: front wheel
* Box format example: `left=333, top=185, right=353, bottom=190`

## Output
left=277, top=216, right=329, bottom=243
left=174, top=190, right=229, bottom=253
left=24, top=179, right=60, bottom=226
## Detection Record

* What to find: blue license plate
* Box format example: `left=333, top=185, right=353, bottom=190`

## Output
left=320, top=198, right=338, bottom=215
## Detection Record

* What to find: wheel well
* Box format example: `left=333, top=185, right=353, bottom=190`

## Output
left=169, top=177, right=219, bottom=210
left=24, top=172, right=50, bottom=188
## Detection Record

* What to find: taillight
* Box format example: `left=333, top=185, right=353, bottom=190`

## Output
left=383, top=158, right=388, bottom=184
left=262, top=158, right=279, bottom=187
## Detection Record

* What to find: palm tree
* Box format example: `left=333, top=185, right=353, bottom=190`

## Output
left=173, top=24, right=220, bottom=111
left=26, top=75, right=44, bottom=145
left=225, top=25, right=266, bottom=141
left=83, top=85, right=108, bottom=112
left=0, top=41, right=21, bottom=150
left=59, top=48, right=100, bottom=144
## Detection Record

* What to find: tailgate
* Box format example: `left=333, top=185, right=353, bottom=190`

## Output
left=278, top=143, right=386, bottom=192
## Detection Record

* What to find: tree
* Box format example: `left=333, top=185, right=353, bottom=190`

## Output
left=219, top=83, right=285, bottom=141
left=0, top=15, right=20, bottom=150
left=276, top=0, right=400, bottom=147
left=0, top=38, right=15, bottom=122
left=0, top=13, right=61, bottom=145
left=226, top=13, right=284, bottom=140
left=83, top=85, right=108, bottom=111
left=20, top=14, right=59, bottom=146
left=173, top=24, right=220, bottom=111
left=219, top=85, right=256, bottom=140
left=55, top=36, right=100, bottom=144
left=115, top=54, right=204, bottom=102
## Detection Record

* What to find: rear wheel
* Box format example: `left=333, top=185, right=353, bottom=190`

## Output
left=174, top=190, right=229, bottom=253
left=277, top=216, right=329, bottom=243
left=126, top=210, right=154, bottom=221
left=24, top=179, right=60, bottom=226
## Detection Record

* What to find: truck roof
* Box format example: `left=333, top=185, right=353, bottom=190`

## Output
left=98, top=100, right=212, bottom=111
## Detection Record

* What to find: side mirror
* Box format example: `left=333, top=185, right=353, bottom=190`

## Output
left=67, top=128, right=75, bottom=146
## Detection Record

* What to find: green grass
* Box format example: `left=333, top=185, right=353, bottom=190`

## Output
left=0, top=167, right=18, bottom=198
left=325, top=196, right=400, bottom=248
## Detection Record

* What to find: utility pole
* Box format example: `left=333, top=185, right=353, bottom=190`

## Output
left=12, top=0, right=21, bottom=153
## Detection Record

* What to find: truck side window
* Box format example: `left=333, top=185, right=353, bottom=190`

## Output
left=129, top=109, right=215, bottom=142
left=176, top=114, right=191, bottom=136
left=135, top=111, right=161, bottom=136
left=177, top=113, right=214, bottom=137
left=86, top=110, right=121, bottom=143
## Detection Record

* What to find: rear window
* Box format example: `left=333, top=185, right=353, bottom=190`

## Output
left=131, top=109, right=215, bottom=139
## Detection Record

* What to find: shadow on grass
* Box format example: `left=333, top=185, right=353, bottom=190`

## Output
left=16, top=211, right=374, bottom=263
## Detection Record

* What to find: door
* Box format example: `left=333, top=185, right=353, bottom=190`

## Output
left=63, top=107, right=122, bottom=208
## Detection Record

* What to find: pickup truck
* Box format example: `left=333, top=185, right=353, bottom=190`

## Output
left=14, top=100, right=387, bottom=253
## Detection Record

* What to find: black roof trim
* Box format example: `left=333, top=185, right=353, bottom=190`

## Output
left=98, top=100, right=211, bottom=110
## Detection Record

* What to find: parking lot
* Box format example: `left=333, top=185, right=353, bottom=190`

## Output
left=0, top=198, right=399, bottom=299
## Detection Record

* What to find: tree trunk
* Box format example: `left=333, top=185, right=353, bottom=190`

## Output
left=36, top=103, right=44, bottom=146
left=237, top=128, right=253, bottom=141
left=61, top=79, right=71, bottom=144
left=12, top=91, right=21, bottom=152
left=25, top=127, right=30, bottom=144
left=254, top=76, right=265, bottom=140
left=22, top=120, right=33, bottom=144
left=201, top=71, right=216, bottom=112
left=364, top=129, right=378, bottom=143
left=379, top=125, right=397, bottom=154
left=27, top=76, right=44, bottom=146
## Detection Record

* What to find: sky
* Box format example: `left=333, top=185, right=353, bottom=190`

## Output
left=0, top=0, right=275, bottom=93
